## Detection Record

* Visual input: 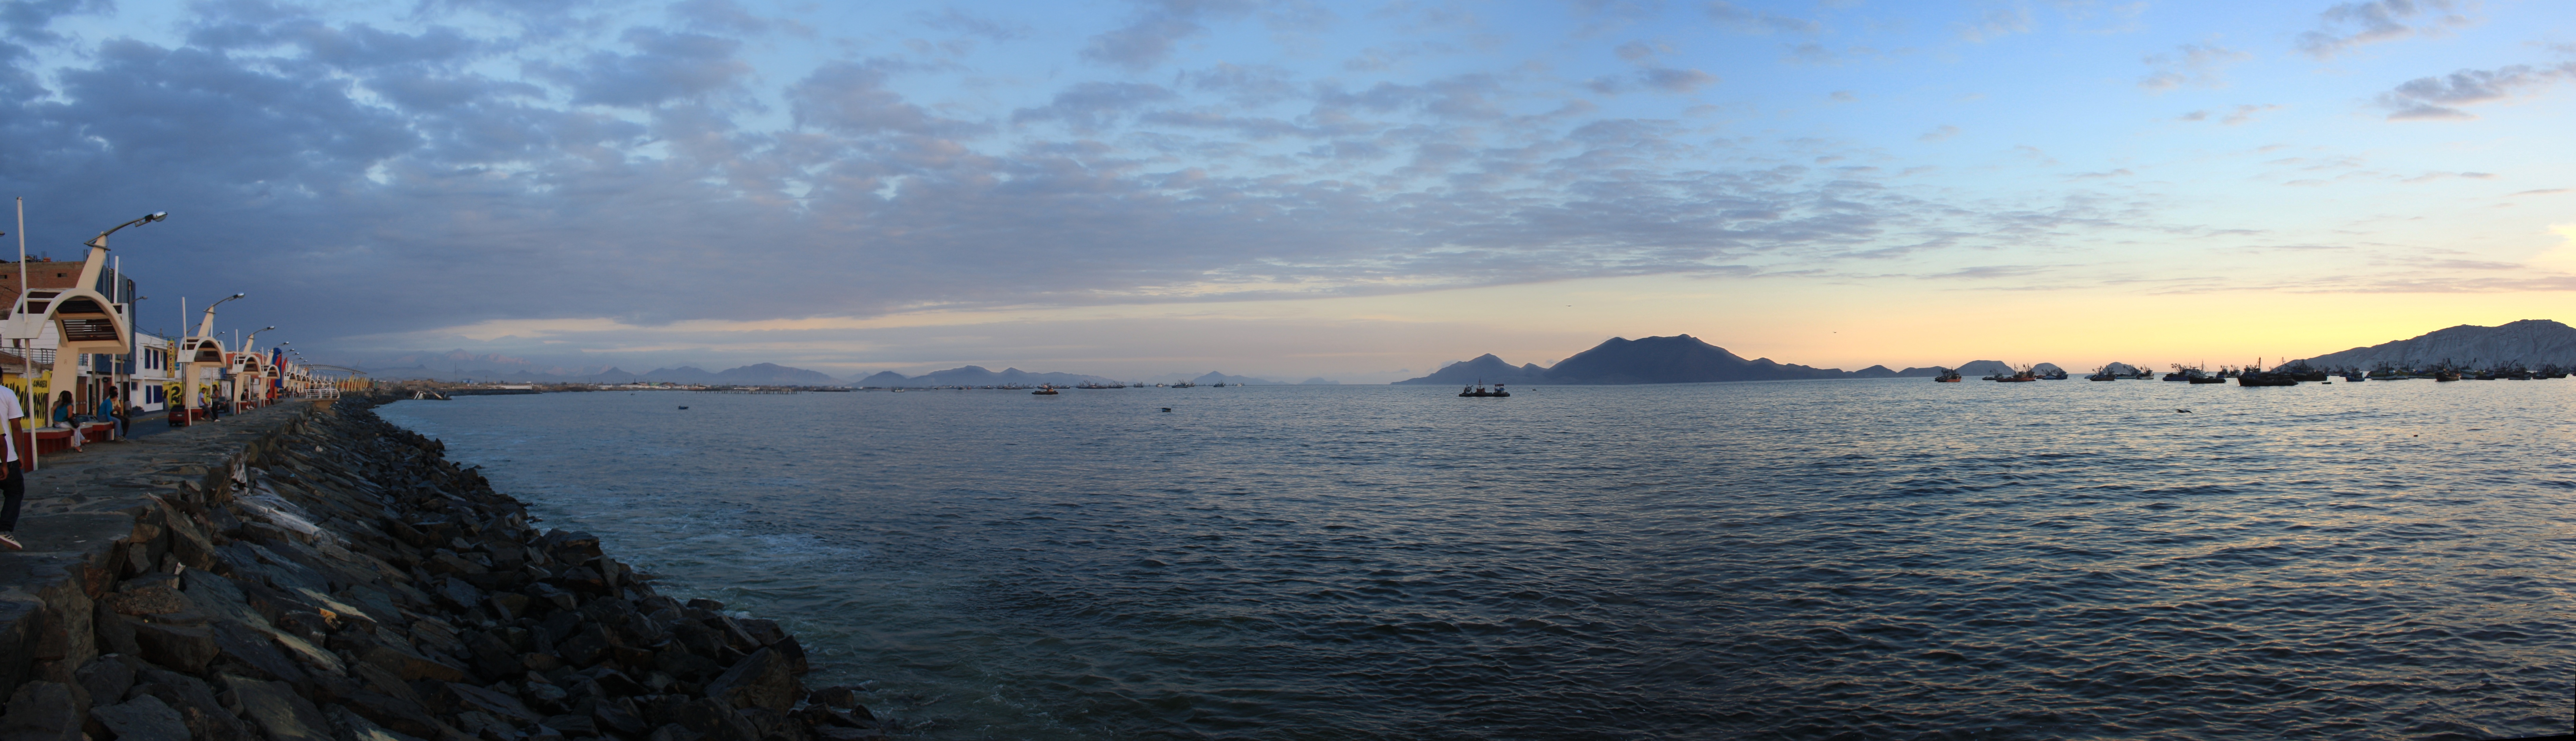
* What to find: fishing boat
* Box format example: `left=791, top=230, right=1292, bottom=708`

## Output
left=1032, top=385, right=1060, bottom=395
left=2237, top=360, right=2298, bottom=387
left=2086, top=366, right=2118, bottom=381
left=1988, top=367, right=2039, bottom=382
left=1934, top=369, right=1963, bottom=383
left=1457, top=382, right=1511, bottom=397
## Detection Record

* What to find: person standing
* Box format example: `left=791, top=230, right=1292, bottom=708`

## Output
left=0, top=387, right=24, bottom=550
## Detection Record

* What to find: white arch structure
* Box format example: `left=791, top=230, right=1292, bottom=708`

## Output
left=178, top=310, right=227, bottom=414
left=12, top=243, right=131, bottom=414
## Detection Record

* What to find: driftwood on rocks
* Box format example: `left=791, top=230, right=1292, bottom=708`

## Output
left=0, top=396, right=888, bottom=740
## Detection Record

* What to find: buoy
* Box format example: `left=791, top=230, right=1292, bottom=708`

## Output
left=678, top=406, right=689, bottom=410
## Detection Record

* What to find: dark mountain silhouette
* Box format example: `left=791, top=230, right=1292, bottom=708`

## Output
left=1390, top=354, right=1550, bottom=385
left=1397, top=335, right=1866, bottom=385
left=1852, top=365, right=1950, bottom=378
left=1952, top=360, right=2015, bottom=377
left=864, top=365, right=1118, bottom=387
left=715, top=363, right=838, bottom=385
left=638, top=366, right=720, bottom=383
left=2286, top=319, right=2576, bottom=369
left=1543, top=335, right=1850, bottom=384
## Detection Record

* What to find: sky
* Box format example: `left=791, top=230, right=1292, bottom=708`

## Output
left=1, top=0, right=2571, bottom=382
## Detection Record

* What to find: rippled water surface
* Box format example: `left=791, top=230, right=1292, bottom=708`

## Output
left=378, top=380, right=2576, bottom=740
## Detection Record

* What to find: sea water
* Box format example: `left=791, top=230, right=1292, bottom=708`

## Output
left=377, top=379, right=2575, bottom=739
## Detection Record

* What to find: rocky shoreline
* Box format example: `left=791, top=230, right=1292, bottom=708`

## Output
left=0, top=396, right=886, bottom=740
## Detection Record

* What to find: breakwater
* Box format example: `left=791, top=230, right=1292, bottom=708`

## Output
left=0, top=396, right=883, bottom=740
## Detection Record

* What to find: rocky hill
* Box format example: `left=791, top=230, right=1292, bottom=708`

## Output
left=1397, top=336, right=1856, bottom=385
left=2286, top=319, right=2576, bottom=370
left=1393, top=354, right=1551, bottom=386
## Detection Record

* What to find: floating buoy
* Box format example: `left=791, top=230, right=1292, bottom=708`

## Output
left=678, top=406, right=689, bottom=409
left=1160, top=407, right=1171, bottom=412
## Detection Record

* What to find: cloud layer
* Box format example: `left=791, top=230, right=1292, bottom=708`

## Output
left=0, top=0, right=2568, bottom=375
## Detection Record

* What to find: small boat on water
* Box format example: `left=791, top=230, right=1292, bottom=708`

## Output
left=1032, top=385, right=1060, bottom=395
left=1934, top=369, right=1963, bottom=383
left=1458, top=382, right=1511, bottom=397
left=2237, top=359, right=2298, bottom=387
left=2086, top=366, right=2118, bottom=381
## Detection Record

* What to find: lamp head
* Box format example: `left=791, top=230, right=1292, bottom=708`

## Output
left=146, top=212, right=167, bottom=223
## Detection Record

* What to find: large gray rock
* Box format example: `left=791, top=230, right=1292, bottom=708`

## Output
left=129, top=669, right=252, bottom=741
left=220, top=674, right=334, bottom=741
left=0, top=681, right=84, bottom=741
left=211, top=621, right=312, bottom=689
left=73, top=654, right=141, bottom=705
left=130, top=623, right=218, bottom=673
left=703, top=646, right=801, bottom=712
left=325, top=705, right=427, bottom=741
left=87, top=696, right=189, bottom=741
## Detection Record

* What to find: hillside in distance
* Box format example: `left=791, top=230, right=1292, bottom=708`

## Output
left=1397, top=335, right=1964, bottom=385
left=857, top=366, right=1121, bottom=387
left=2287, top=319, right=2576, bottom=369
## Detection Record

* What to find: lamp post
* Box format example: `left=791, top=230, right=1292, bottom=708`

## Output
left=59, top=212, right=163, bottom=438
left=242, top=326, right=274, bottom=407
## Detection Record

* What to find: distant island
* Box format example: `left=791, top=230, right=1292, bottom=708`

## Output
left=1395, top=335, right=1963, bottom=385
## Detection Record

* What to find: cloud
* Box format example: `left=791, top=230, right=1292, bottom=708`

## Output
left=2181, top=103, right=2287, bottom=125
left=1919, top=125, right=1960, bottom=142
left=1706, top=2, right=1819, bottom=34
left=2295, top=0, right=2472, bottom=59
left=1638, top=67, right=1718, bottom=94
left=536, top=29, right=753, bottom=107
left=2137, top=43, right=2250, bottom=91
left=912, top=7, right=1029, bottom=41
left=1012, top=82, right=1179, bottom=132
left=2377, top=63, right=2576, bottom=120
left=1955, top=8, right=2031, bottom=43
left=1079, top=0, right=1262, bottom=71
left=787, top=62, right=972, bottom=136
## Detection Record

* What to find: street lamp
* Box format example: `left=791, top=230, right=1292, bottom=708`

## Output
left=83, top=212, right=167, bottom=249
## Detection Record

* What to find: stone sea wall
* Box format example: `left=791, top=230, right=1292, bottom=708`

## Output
left=0, top=396, right=887, bottom=740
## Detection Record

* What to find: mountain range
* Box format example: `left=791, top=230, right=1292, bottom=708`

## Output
left=2285, top=319, right=2576, bottom=370
left=1397, top=335, right=1970, bottom=385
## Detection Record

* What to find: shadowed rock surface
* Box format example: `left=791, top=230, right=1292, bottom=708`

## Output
left=0, top=397, right=886, bottom=740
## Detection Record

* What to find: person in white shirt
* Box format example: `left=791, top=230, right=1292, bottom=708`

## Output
left=0, top=387, right=23, bottom=551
